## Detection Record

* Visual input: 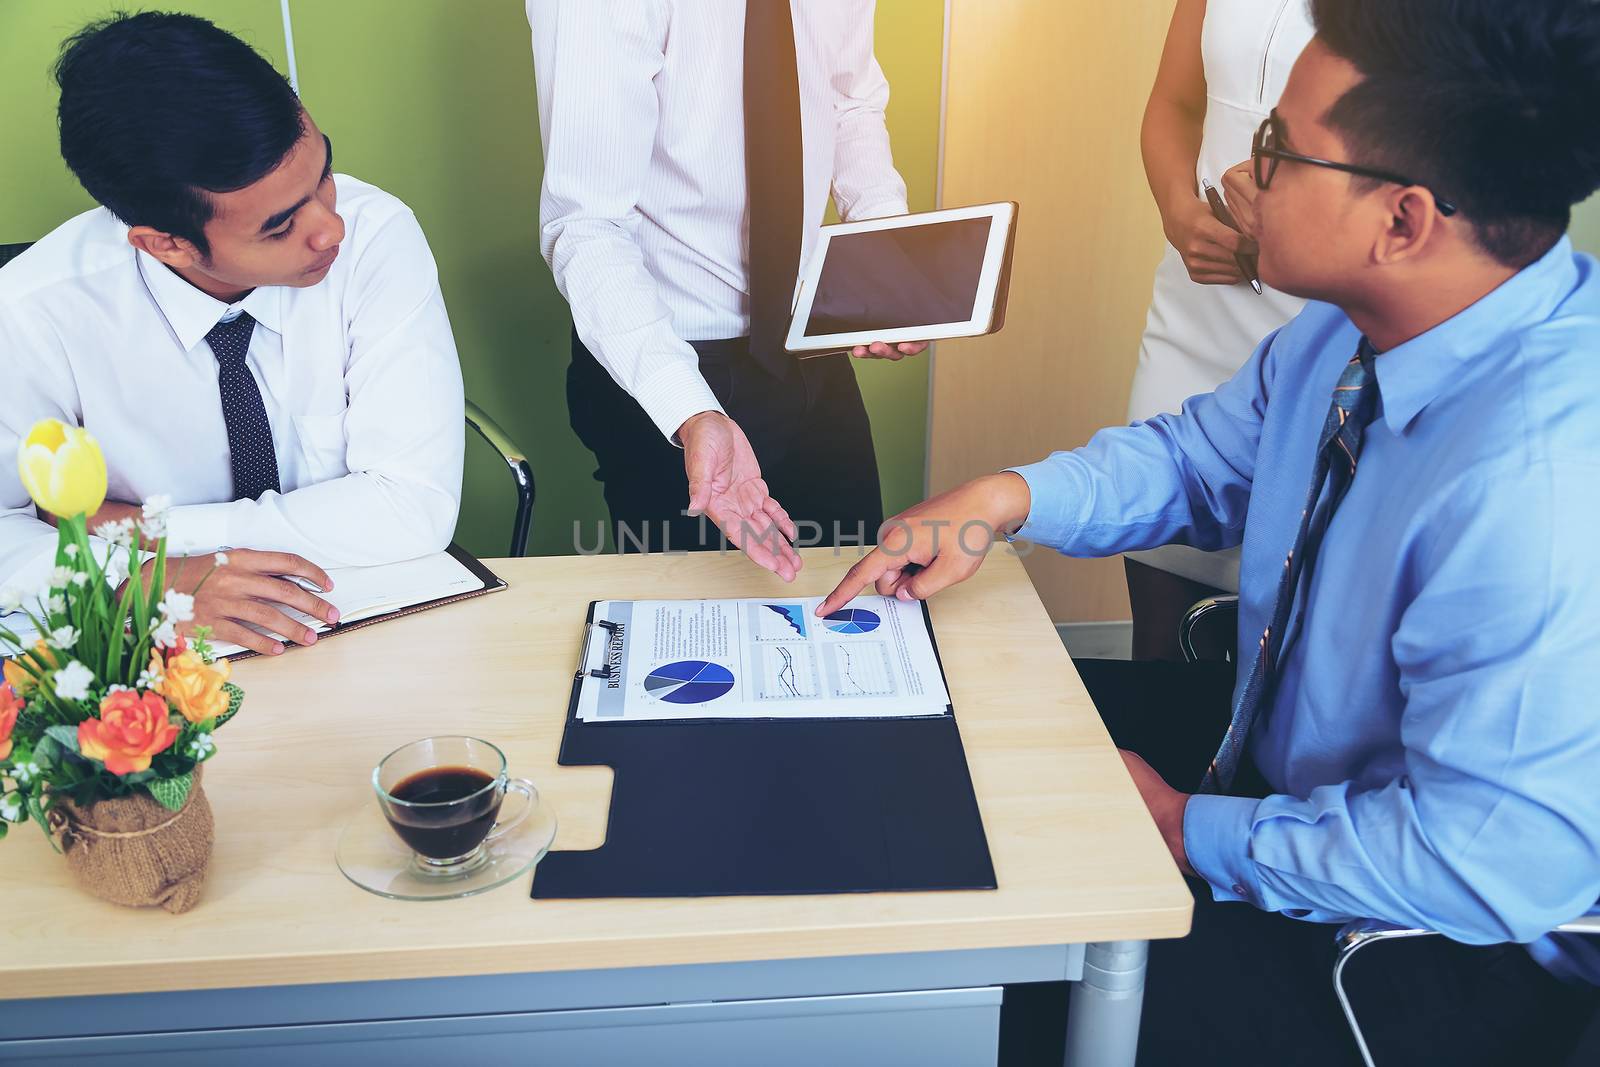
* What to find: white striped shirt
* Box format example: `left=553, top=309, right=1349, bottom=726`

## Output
left=527, top=0, right=909, bottom=439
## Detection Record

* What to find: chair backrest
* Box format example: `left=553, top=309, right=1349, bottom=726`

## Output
left=1179, top=595, right=1240, bottom=664
left=0, top=242, right=34, bottom=269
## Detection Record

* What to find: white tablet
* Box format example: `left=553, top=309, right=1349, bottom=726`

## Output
left=785, top=202, right=1017, bottom=355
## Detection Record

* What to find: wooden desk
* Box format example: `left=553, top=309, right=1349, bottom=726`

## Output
left=0, top=548, right=1190, bottom=1067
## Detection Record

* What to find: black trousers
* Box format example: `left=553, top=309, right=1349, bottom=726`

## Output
left=567, top=332, right=884, bottom=553
left=999, top=659, right=1600, bottom=1067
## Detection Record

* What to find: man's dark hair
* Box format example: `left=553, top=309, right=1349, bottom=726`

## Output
left=54, top=11, right=304, bottom=256
left=1312, top=0, right=1600, bottom=268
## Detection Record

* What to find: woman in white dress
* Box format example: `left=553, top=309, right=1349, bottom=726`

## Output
left=1123, top=0, right=1315, bottom=658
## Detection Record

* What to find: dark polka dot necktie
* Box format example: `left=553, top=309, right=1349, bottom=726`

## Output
left=1201, top=341, right=1381, bottom=794
left=203, top=311, right=281, bottom=501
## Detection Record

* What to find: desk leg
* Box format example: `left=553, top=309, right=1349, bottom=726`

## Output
left=1063, top=939, right=1148, bottom=1067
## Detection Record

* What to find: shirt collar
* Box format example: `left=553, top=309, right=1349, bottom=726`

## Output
left=1373, top=236, right=1579, bottom=434
left=136, top=248, right=284, bottom=352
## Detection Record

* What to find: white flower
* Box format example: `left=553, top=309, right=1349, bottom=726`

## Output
left=9, top=761, right=40, bottom=785
left=139, top=495, right=171, bottom=540
left=46, top=566, right=75, bottom=590
left=159, top=589, right=195, bottom=624
left=0, top=794, right=22, bottom=823
left=151, top=619, right=179, bottom=649
left=63, top=544, right=79, bottom=559
left=94, top=518, right=135, bottom=548
left=53, top=660, right=94, bottom=702
left=214, top=552, right=229, bottom=568
left=69, top=572, right=89, bottom=588
left=137, top=666, right=165, bottom=690
left=48, top=626, right=80, bottom=650
left=105, top=554, right=131, bottom=588
left=45, top=595, right=67, bottom=616
left=0, top=587, right=20, bottom=613
left=187, top=733, right=215, bottom=760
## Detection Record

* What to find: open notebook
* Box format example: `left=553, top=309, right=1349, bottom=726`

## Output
left=212, top=546, right=505, bottom=660
left=0, top=547, right=504, bottom=663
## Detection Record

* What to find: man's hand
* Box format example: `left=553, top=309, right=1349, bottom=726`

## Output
left=678, top=411, right=802, bottom=582
left=850, top=340, right=929, bottom=362
left=1119, top=750, right=1194, bottom=876
left=817, top=471, right=1031, bottom=616
left=136, top=549, right=340, bottom=657
left=1220, top=159, right=1261, bottom=242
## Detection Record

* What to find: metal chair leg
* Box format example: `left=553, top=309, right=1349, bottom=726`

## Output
left=1333, top=922, right=1438, bottom=1067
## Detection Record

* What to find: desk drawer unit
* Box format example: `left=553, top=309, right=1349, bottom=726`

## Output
left=0, top=987, right=1001, bottom=1067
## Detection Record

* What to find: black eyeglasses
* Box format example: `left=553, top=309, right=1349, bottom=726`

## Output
left=1252, top=111, right=1458, bottom=217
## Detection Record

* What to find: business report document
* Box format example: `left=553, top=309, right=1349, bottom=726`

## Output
left=575, top=595, right=951, bottom=723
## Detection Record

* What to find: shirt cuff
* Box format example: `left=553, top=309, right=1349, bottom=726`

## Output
left=165, top=502, right=236, bottom=558
left=1183, top=793, right=1264, bottom=905
left=633, top=360, right=726, bottom=445
left=842, top=194, right=910, bottom=223
left=1002, top=461, right=1071, bottom=545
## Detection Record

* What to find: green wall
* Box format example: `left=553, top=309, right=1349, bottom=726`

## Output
left=0, top=0, right=944, bottom=558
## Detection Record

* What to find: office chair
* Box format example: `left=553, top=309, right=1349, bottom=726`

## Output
left=1178, top=594, right=1600, bottom=1066
left=464, top=399, right=534, bottom=557
left=0, top=240, right=534, bottom=558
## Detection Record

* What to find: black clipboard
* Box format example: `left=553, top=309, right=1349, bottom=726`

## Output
left=530, top=600, right=997, bottom=900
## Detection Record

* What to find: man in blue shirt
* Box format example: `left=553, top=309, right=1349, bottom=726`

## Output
left=822, top=0, right=1600, bottom=1062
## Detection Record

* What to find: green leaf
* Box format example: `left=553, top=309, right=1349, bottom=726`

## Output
left=146, top=772, right=192, bottom=812
left=33, top=736, right=60, bottom=768
left=44, top=723, right=80, bottom=755
left=0, top=820, right=8, bottom=840
left=26, top=792, right=48, bottom=835
left=215, top=682, right=244, bottom=729
left=44, top=724, right=81, bottom=753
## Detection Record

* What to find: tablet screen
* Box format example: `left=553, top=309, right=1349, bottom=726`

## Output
left=803, top=217, right=992, bottom=337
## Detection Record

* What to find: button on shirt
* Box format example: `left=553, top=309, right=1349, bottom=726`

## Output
left=0, top=175, right=466, bottom=593
left=1011, top=238, right=1600, bottom=981
left=527, top=0, right=910, bottom=439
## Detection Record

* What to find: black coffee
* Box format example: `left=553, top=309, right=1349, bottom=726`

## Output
left=384, top=766, right=502, bottom=859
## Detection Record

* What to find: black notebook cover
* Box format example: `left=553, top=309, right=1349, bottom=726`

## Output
left=530, top=600, right=997, bottom=900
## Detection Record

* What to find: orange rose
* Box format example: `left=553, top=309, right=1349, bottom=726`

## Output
left=3, top=641, right=57, bottom=696
left=158, top=650, right=231, bottom=725
left=0, top=681, right=20, bottom=762
left=78, top=690, right=179, bottom=775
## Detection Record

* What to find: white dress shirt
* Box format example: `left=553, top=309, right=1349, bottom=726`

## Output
left=0, top=174, right=465, bottom=594
left=528, top=0, right=910, bottom=440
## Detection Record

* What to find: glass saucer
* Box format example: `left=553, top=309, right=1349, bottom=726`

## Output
left=335, top=794, right=557, bottom=901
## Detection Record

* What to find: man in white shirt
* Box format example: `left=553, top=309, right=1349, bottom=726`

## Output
left=529, top=0, right=924, bottom=580
left=0, top=12, right=465, bottom=657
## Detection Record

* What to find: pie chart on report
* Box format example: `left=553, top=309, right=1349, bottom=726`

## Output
left=643, top=660, right=736, bottom=704
left=823, top=608, right=881, bottom=635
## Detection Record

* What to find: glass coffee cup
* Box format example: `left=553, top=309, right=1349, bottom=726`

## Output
left=373, top=736, right=537, bottom=877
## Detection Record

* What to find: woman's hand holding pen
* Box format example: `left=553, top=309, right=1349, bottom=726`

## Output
left=1164, top=194, right=1253, bottom=286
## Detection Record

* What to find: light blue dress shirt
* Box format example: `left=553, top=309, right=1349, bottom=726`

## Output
left=1012, top=238, right=1600, bottom=982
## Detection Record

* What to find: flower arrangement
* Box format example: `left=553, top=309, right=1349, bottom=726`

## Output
left=0, top=418, right=241, bottom=850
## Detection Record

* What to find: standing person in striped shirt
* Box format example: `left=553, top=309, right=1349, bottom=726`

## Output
left=527, top=0, right=924, bottom=579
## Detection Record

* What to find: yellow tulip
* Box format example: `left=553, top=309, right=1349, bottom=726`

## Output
left=17, top=418, right=107, bottom=519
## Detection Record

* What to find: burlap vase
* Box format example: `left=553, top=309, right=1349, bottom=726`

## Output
left=47, top=765, right=213, bottom=913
